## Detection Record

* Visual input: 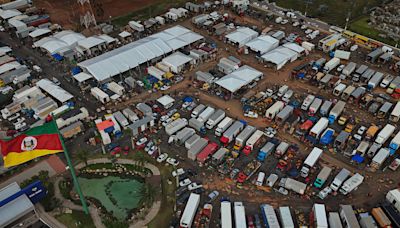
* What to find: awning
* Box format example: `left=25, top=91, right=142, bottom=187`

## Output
left=71, top=67, right=81, bottom=75
left=73, top=72, right=93, bottom=83
left=52, top=53, right=63, bottom=61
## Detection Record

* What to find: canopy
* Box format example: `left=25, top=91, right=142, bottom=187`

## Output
left=225, top=27, right=259, bottom=47
left=215, top=65, right=263, bottom=93
left=52, top=53, right=63, bottom=61
left=157, top=95, right=175, bottom=107
left=183, top=96, right=194, bottom=102
left=73, top=72, right=93, bottom=83
left=351, top=154, right=364, bottom=164
left=245, top=35, right=279, bottom=54
left=36, top=79, right=73, bottom=103
left=161, top=51, right=193, bottom=73
left=77, top=36, right=106, bottom=50
left=29, top=28, right=51, bottom=38
left=71, top=67, right=81, bottom=75
left=283, top=42, right=305, bottom=54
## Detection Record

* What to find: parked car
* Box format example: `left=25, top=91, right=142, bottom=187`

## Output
left=265, top=127, right=277, bottom=138
left=207, top=190, right=219, bottom=202
left=135, top=137, right=148, bottom=149
left=160, top=85, right=170, bottom=91
left=276, top=187, right=289, bottom=195
left=318, top=186, right=332, bottom=199
left=166, top=158, right=179, bottom=166
left=144, top=141, right=154, bottom=152
left=157, top=153, right=168, bottom=163
left=188, top=183, right=203, bottom=191
left=147, top=146, right=158, bottom=156
left=182, top=101, right=192, bottom=109
left=244, top=111, right=258, bottom=118
left=179, top=178, right=192, bottom=187
left=172, top=168, right=185, bottom=177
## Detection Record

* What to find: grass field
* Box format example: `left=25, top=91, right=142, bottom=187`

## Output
left=56, top=210, right=95, bottom=228
left=349, top=16, right=398, bottom=46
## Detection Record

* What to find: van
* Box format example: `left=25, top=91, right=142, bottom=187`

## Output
left=333, top=83, right=346, bottom=96
left=277, top=85, right=289, bottom=97
left=266, top=174, right=279, bottom=187
left=301, top=94, right=315, bottom=111
left=282, top=90, right=293, bottom=103
left=256, top=172, right=265, bottom=186
left=380, top=74, right=394, bottom=88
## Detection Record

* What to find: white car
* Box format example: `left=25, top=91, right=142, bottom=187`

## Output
left=244, top=111, right=258, bottom=119
left=135, top=137, right=148, bottom=147
left=160, top=115, right=169, bottom=122
left=305, top=29, right=313, bottom=34
left=172, top=168, right=185, bottom=177
left=160, top=85, right=170, bottom=91
left=162, top=118, right=172, bottom=127
left=265, top=127, right=277, bottom=138
left=179, top=178, right=192, bottom=187
left=292, top=21, right=300, bottom=27
left=281, top=19, right=289, bottom=25
left=301, top=24, right=308, bottom=30
left=182, top=101, right=192, bottom=109
left=188, top=183, right=203, bottom=191
left=265, top=89, right=274, bottom=97
left=136, top=80, right=144, bottom=87
left=166, top=158, right=180, bottom=166
left=144, top=141, right=154, bottom=152
left=147, top=146, right=158, bottom=156
left=318, top=186, right=332, bottom=199
left=157, top=153, right=168, bottom=163
left=15, top=122, right=27, bottom=131
left=357, top=126, right=367, bottom=135
left=337, top=64, right=345, bottom=72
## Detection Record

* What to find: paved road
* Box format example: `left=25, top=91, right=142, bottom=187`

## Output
left=0, top=32, right=98, bottom=114
left=251, top=0, right=331, bottom=31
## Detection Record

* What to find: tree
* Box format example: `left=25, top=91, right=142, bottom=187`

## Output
left=134, top=152, right=147, bottom=172
left=76, top=149, right=89, bottom=166
left=138, top=183, right=157, bottom=208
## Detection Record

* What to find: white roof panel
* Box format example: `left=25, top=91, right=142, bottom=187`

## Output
left=215, top=65, right=263, bottom=92
left=73, top=72, right=93, bottom=82
left=29, top=28, right=51, bottom=38
left=283, top=42, right=305, bottom=53
left=119, top=31, right=131, bottom=38
left=157, top=95, right=175, bottom=106
left=36, top=78, right=74, bottom=103
left=77, top=36, right=106, bottom=49
left=0, top=9, right=21, bottom=19
left=98, top=34, right=116, bottom=44
left=246, top=35, right=279, bottom=54
left=162, top=51, right=193, bottom=68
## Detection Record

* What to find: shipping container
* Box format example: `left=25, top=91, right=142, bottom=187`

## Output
left=278, top=207, right=295, bottom=228
left=313, top=204, right=328, bottom=228
left=339, top=205, right=360, bottom=228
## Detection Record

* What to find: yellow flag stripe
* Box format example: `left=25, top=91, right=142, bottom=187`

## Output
left=3, top=149, right=63, bottom=168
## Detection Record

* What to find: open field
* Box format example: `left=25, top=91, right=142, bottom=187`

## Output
left=349, top=16, right=398, bottom=46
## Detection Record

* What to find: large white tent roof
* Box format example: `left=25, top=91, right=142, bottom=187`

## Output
left=29, top=28, right=51, bottom=38
left=157, top=95, right=175, bottom=107
left=73, top=72, right=93, bottom=83
left=261, top=51, right=289, bottom=66
left=0, top=9, right=21, bottom=19
left=78, top=25, right=203, bottom=82
left=53, top=30, right=85, bottom=46
left=282, top=42, right=305, bottom=54
left=215, top=65, right=263, bottom=93
left=34, top=37, right=69, bottom=54
left=246, top=35, right=279, bottom=54
left=162, top=51, right=193, bottom=69
left=225, top=27, right=259, bottom=47
left=36, top=78, right=73, bottom=103
left=98, top=34, right=116, bottom=44
left=77, top=36, right=106, bottom=50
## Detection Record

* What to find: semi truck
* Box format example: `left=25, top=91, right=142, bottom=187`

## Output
left=274, top=141, right=289, bottom=158
left=260, top=204, right=280, bottom=228
left=342, top=62, right=356, bottom=77
left=257, top=141, right=278, bottom=162
left=314, top=166, right=332, bottom=188
left=180, top=193, right=200, bottom=228
left=280, top=178, right=307, bottom=195
left=375, top=124, right=396, bottom=146
left=265, top=101, right=285, bottom=120
left=389, top=130, right=400, bottom=155
left=197, top=106, right=215, bottom=123
left=313, top=204, right=328, bottom=228
left=196, top=142, right=219, bottom=164
left=330, top=168, right=351, bottom=191
left=221, top=201, right=233, bottom=228
left=220, top=120, right=245, bottom=145
left=215, top=117, right=233, bottom=136
left=300, top=147, right=323, bottom=177
left=339, top=173, right=364, bottom=195
left=189, top=117, right=206, bottom=134
left=191, top=104, right=205, bottom=118
left=206, top=109, right=225, bottom=129
left=370, top=148, right=390, bottom=170
left=278, top=207, right=295, bottom=228
left=242, top=130, right=264, bottom=155
left=176, top=127, right=195, bottom=145
left=233, top=125, right=256, bottom=150
left=323, top=57, right=340, bottom=73
left=234, top=202, right=247, bottom=228
left=301, top=94, right=315, bottom=111
left=328, top=101, right=346, bottom=124
left=309, top=98, right=322, bottom=116
left=165, top=118, right=188, bottom=135
left=187, top=138, right=208, bottom=160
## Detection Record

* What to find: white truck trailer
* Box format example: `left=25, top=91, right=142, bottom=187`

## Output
left=300, top=147, right=323, bottom=177
left=265, top=101, right=285, bottom=120
left=180, top=193, right=200, bottom=228
left=323, top=57, right=340, bottom=73
left=278, top=207, right=295, bottom=228
left=386, top=189, right=400, bottom=212
left=91, top=87, right=110, bottom=104
left=191, top=104, right=206, bottom=118
left=221, top=201, right=232, bottom=228
left=242, top=130, right=264, bottom=155
left=313, top=204, right=328, bottom=228
left=330, top=168, right=351, bottom=191
left=375, top=124, right=396, bottom=145
left=197, top=106, right=215, bottom=123
left=339, top=173, right=364, bottom=195
left=165, top=118, right=188, bottom=135
left=220, top=120, right=245, bottom=145
left=206, top=109, right=225, bottom=129
left=187, top=138, right=208, bottom=160
left=389, top=101, right=400, bottom=123
left=233, top=125, right=256, bottom=150
left=113, top=111, right=129, bottom=128
left=122, top=108, right=139, bottom=122
left=215, top=117, right=233, bottom=136
left=309, top=117, right=329, bottom=140
left=328, top=101, right=346, bottom=124
left=342, top=62, right=356, bottom=77
left=260, top=204, right=280, bottom=228
left=234, top=202, right=247, bottom=228
left=281, top=178, right=307, bottom=195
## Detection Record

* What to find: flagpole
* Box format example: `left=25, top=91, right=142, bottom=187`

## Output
left=52, top=116, right=89, bottom=214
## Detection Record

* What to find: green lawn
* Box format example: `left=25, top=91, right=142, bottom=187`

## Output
left=56, top=210, right=95, bottom=228
left=349, top=16, right=398, bottom=46
left=111, top=0, right=187, bottom=27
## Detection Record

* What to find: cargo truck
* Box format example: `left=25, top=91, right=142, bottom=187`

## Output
left=389, top=101, right=400, bottom=123
left=319, top=128, right=335, bottom=146
left=242, top=130, right=264, bottom=155
left=352, top=64, right=368, bottom=82
left=185, top=134, right=200, bottom=150
left=330, top=168, right=350, bottom=191
left=212, top=148, right=229, bottom=165
left=339, top=173, right=364, bottom=195
left=300, top=147, right=323, bottom=177
left=189, top=117, right=206, bottom=134
left=386, top=76, right=400, bottom=94
left=307, top=117, right=329, bottom=144
left=280, top=177, right=307, bottom=195
left=180, top=193, right=200, bottom=228
left=274, top=141, right=289, bottom=158
left=389, top=130, right=400, bottom=155
left=196, top=142, right=219, bottom=164
left=328, top=101, right=346, bottom=124
left=320, top=100, right=332, bottom=116
left=234, top=125, right=256, bottom=150
left=206, top=109, right=225, bottom=129
left=257, top=140, right=278, bottom=162
left=176, top=127, right=195, bottom=145
left=361, top=69, right=375, bottom=82
left=260, top=204, right=280, bottom=228
left=377, top=102, right=393, bottom=119
left=313, top=204, right=328, bottom=228
left=342, top=62, right=356, bottom=77
left=370, top=148, right=390, bottom=170
left=312, top=58, right=326, bottom=72
left=323, top=57, right=340, bottom=73
left=122, top=108, right=139, bottom=122
left=220, top=120, right=245, bottom=145
left=188, top=138, right=208, bottom=160
left=375, top=124, right=396, bottom=146
left=295, top=117, right=317, bottom=138
left=215, top=117, right=233, bottom=136
left=265, top=101, right=285, bottom=120
left=198, top=106, right=215, bottom=122
left=301, top=94, right=315, bottom=111
left=278, top=207, right=295, bottom=228
left=191, top=104, right=206, bottom=118
left=276, top=105, right=294, bottom=124
left=341, top=86, right=355, bottom=100
left=234, top=202, right=247, bottom=228
left=113, top=111, right=129, bottom=128
left=221, top=201, right=233, bottom=228
left=165, top=118, right=188, bottom=135
left=366, top=124, right=380, bottom=141
left=309, top=98, right=322, bottom=116
left=368, top=72, right=384, bottom=90
left=314, top=166, right=332, bottom=188
left=371, top=207, right=392, bottom=228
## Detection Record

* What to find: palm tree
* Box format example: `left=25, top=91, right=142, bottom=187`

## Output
left=134, top=152, right=147, bottom=172
left=76, top=149, right=89, bottom=166
left=139, top=183, right=158, bottom=208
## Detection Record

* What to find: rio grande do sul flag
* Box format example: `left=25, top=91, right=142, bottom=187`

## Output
left=0, top=121, right=63, bottom=168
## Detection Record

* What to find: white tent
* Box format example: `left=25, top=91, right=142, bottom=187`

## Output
left=77, top=36, right=106, bottom=50
left=73, top=72, right=93, bottom=83
left=261, top=51, right=290, bottom=70
left=157, top=95, right=175, bottom=108
left=7, top=19, right=26, bottom=30
left=29, top=28, right=51, bottom=38
left=147, top=66, right=165, bottom=80
left=53, top=30, right=85, bottom=47
left=274, top=46, right=298, bottom=62
left=97, top=34, right=117, bottom=44
left=282, top=42, right=305, bottom=55
left=334, top=50, right=351, bottom=60
left=225, top=27, right=259, bottom=47
left=36, top=79, right=73, bottom=103
left=245, top=35, right=279, bottom=54
left=215, top=65, right=263, bottom=93
left=161, top=51, right=193, bottom=73
left=34, top=37, right=69, bottom=54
